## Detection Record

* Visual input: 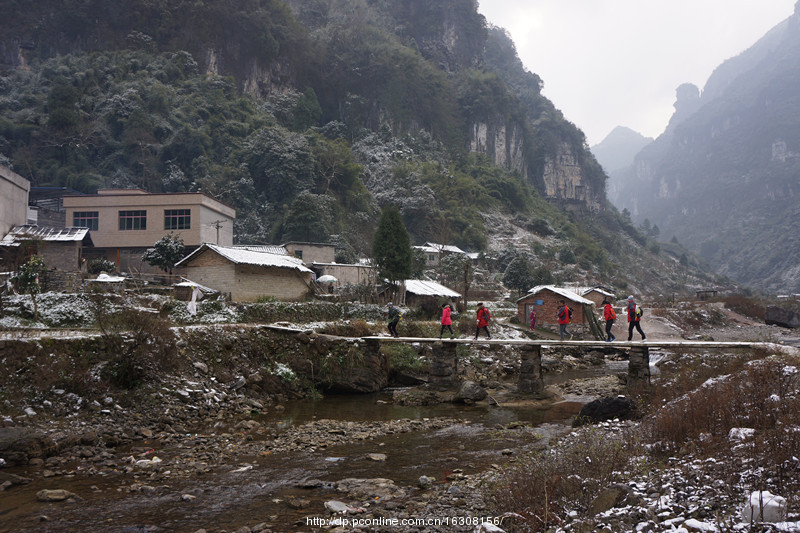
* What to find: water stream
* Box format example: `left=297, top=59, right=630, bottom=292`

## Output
left=0, top=363, right=624, bottom=532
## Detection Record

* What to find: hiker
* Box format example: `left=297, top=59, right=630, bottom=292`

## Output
left=626, top=295, right=646, bottom=341
left=557, top=299, right=572, bottom=340
left=439, top=303, right=455, bottom=339
left=474, top=302, right=491, bottom=340
left=602, top=299, right=616, bottom=341
left=387, top=302, right=401, bottom=338
left=529, top=308, right=537, bottom=330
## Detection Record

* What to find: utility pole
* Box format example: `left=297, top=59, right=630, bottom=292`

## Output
left=208, top=220, right=225, bottom=244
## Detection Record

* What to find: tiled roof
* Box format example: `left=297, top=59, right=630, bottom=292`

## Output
left=405, top=279, right=461, bottom=298
left=1, top=225, right=91, bottom=244
left=176, top=243, right=312, bottom=272
left=520, top=285, right=594, bottom=305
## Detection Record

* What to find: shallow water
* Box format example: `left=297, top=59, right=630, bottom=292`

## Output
left=0, top=363, right=620, bottom=533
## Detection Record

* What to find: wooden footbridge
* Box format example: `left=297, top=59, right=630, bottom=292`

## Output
left=362, top=337, right=775, bottom=395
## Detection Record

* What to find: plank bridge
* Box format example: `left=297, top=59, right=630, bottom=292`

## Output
left=362, top=337, right=771, bottom=395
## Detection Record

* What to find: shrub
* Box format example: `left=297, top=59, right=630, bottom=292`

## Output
left=87, top=258, right=116, bottom=275
left=722, top=294, right=765, bottom=320
left=490, top=427, right=643, bottom=531
left=382, top=343, right=427, bottom=374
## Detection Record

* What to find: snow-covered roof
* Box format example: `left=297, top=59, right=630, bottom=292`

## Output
left=87, top=273, right=126, bottom=283
left=521, top=285, right=594, bottom=305
left=413, top=242, right=467, bottom=255
left=1, top=225, right=92, bottom=246
left=176, top=243, right=312, bottom=272
left=577, top=286, right=615, bottom=298
left=405, top=279, right=461, bottom=298
left=175, top=278, right=217, bottom=293
left=233, top=244, right=288, bottom=255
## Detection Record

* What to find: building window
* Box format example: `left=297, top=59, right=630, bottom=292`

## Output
left=73, top=211, right=99, bottom=231
left=119, top=210, right=147, bottom=230
left=294, top=250, right=303, bottom=260
left=164, top=209, right=191, bottom=230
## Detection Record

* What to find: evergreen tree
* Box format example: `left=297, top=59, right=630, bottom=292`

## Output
left=503, top=255, right=535, bottom=296
left=372, top=206, right=412, bottom=298
left=12, top=256, right=46, bottom=321
left=143, top=233, right=186, bottom=274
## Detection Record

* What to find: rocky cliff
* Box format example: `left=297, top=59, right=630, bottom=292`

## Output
left=610, top=4, right=800, bottom=293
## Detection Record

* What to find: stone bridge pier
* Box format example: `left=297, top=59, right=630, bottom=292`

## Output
left=518, top=344, right=544, bottom=395
left=429, top=342, right=458, bottom=388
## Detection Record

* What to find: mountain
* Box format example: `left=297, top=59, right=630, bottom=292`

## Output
left=0, top=0, right=722, bottom=297
left=590, top=126, right=653, bottom=207
left=618, top=3, right=800, bottom=294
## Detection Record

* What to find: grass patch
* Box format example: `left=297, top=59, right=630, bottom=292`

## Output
left=382, top=343, right=427, bottom=374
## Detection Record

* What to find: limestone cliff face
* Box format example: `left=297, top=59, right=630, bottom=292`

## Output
left=542, top=143, right=603, bottom=211
left=469, top=120, right=526, bottom=177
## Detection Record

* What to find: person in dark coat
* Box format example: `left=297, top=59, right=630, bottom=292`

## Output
left=387, top=302, right=400, bottom=337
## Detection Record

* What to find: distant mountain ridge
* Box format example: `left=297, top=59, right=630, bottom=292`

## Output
left=590, top=126, right=652, bottom=207
left=607, top=3, right=800, bottom=294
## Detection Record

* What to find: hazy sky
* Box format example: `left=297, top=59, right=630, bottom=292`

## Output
left=477, top=1, right=797, bottom=146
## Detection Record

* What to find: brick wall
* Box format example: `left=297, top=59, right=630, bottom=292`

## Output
left=182, top=250, right=311, bottom=302
left=517, top=289, right=587, bottom=326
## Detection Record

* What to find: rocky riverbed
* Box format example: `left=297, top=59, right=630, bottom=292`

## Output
left=2, top=306, right=799, bottom=533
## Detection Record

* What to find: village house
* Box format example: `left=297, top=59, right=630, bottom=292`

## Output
left=0, top=165, right=30, bottom=236
left=402, top=279, right=461, bottom=310
left=413, top=242, right=468, bottom=268
left=516, top=285, right=595, bottom=328
left=574, top=286, right=616, bottom=307
left=283, top=242, right=335, bottom=266
left=63, top=189, right=235, bottom=274
left=174, top=243, right=313, bottom=302
left=0, top=225, right=93, bottom=272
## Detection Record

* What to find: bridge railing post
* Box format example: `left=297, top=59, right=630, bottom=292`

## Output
left=429, top=341, right=458, bottom=388
left=518, top=344, right=544, bottom=395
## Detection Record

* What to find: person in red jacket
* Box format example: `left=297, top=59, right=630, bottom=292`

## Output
left=439, top=303, right=455, bottom=339
left=602, top=299, right=617, bottom=342
left=626, top=295, right=646, bottom=341
left=557, top=300, right=572, bottom=341
left=474, top=302, right=491, bottom=340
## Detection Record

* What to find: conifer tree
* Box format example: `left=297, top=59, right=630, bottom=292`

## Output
left=372, top=206, right=412, bottom=299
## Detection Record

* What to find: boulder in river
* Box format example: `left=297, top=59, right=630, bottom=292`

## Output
left=573, top=395, right=637, bottom=427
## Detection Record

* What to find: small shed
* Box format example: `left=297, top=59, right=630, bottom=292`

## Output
left=403, top=279, right=461, bottom=309
left=174, top=279, right=218, bottom=301
left=578, top=286, right=616, bottom=307
left=175, top=243, right=313, bottom=302
left=516, top=285, right=594, bottom=326
left=0, top=225, right=92, bottom=271
left=312, top=261, right=377, bottom=288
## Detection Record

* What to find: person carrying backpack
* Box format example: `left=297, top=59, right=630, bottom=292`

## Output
left=474, top=302, right=491, bottom=340
left=626, top=295, right=646, bottom=341
left=557, top=299, right=572, bottom=341
left=602, top=299, right=616, bottom=342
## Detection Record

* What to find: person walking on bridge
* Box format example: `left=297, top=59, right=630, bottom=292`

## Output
left=474, top=303, right=491, bottom=340
left=626, top=295, right=646, bottom=341
left=602, top=299, right=616, bottom=342
left=557, top=300, right=572, bottom=341
left=387, top=302, right=401, bottom=338
left=439, top=303, right=455, bottom=339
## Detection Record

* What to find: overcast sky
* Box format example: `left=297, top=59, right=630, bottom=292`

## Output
left=477, top=1, right=797, bottom=146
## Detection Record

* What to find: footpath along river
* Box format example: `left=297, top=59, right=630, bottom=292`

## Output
left=0, top=361, right=627, bottom=533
